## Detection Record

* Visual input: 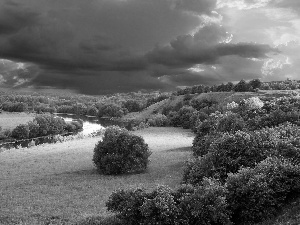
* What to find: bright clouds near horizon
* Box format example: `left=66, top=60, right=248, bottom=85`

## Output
left=0, top=0, right=299, bottom=94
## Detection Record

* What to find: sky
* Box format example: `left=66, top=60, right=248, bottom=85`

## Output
left=0, top=0, right=299, bottom=94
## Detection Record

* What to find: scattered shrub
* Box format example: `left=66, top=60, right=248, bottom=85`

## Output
left=93, top=126, right=151, bottom=175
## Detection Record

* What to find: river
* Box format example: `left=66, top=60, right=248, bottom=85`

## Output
left=0, top=113, right=127, bottom=150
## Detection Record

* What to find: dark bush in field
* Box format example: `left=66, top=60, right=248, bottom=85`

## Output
left=226, top=157, right=300, bottom=225
left=107, top=179, right=232, bottom=225
left=93, top=126, right=151, bottom=175
left=11, top=124, right=30, bottom=139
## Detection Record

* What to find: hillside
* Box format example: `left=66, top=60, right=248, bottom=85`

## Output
left=122, top=89, right=300, bottom=121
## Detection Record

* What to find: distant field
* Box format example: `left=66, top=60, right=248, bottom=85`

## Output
left=0, top=127, right=194, bottom=224
left=0, top=112, right=35, bottom=130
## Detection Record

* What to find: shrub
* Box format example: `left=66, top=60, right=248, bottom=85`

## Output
left=226, top=157, right=300, bottom=225
left=122, top=100, right=142, bottom=112
left=168, top=111, right=181, bottom=127
left=147, top=113, right=169, bottom=127
left=33, top=114, right=67, bottom=136
left=11, top=124, right=30, bottom=140
left=125, top=119, right=149, bottom=131
left=106, top=180, right=232, bottom=225
left=177, top=106, right=197, bottom=129
left=27, top=121, right=40, bottom=138
left=190, top=123, right=300, bottom=185
left=87, top=106, right=98, bottom=116
left=216, top=112, right=245, bottom=133
left=192, top=133, right=219, bottom=157
left=106, top=187, right=147, bottom=224
left=93, top=126, right=151, bottom=175
left=183, top=154, right=218, bottom=186
left=98, top=104, right=127, bottom=118
left=233, top=79, right=251, bottom=92
left=180, top=178, right=232, bottom=225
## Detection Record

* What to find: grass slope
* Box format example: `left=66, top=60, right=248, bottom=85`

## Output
left=0, top=127, right=194, bottom=224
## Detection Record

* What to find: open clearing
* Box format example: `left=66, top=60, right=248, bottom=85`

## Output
left=0, top=127, right=194, bottom=224
left=0, top=112, right=35, bottom=130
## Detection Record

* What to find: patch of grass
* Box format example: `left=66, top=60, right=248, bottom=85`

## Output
left=0, top=112, right=35, bottom=130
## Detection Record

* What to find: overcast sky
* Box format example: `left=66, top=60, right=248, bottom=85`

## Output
left=0, top=0, right=299, bottom=94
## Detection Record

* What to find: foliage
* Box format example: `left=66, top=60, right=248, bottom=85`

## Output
left=93, top=126, right=151, bottom=175
left=122, top=100, right=142, bottom=112
left=107, top=180, right=232, bottom=225
left=11, top=124, right=30, bottom=140
left=188, top=123, right=300, bottom=184
left=226, top=157, right=300, bottom=225
left=98, top=103, right=127, bottom=118
left=147, top=113, right=169, bottom=127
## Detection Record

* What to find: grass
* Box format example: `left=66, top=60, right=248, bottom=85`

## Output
left=0, top=112, right=35, bottom=130
left=0, top=127, right=194, bottom=224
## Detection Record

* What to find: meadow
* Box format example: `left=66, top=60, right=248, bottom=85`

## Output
left=0, top=127, right=194, bottom=224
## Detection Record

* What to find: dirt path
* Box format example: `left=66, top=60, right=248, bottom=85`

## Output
left=0, top=127, right=194, bottom=224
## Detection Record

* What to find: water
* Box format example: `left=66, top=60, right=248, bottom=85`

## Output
left=0, top=114, right=127, bottom=150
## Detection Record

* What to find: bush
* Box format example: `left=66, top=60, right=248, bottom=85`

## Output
left=93, top=126, right=151, bottom=175
left=106, top=180, right=232, bottom=225
left=226, top=157, right=300, bottom=225
left=180, top=178, right=232, bottom=225
left=33, top=114, right=67, bottom=136
left=122, top=100, right=142, bottom=112
left=11, top=124, right=30, bottom=140
left=27, top=121, right=40, bottom=138
left=98, top=104, right=127, bottom=118
left=147, top=113, right=169, bottom=127
left=87, top=106, right=98, bottom=116
left=177, top=106, right=197, bottom=129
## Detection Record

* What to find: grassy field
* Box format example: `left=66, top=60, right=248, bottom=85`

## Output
left=0, top=127, right=194, bottom=224
left=0, top=112, right=35, bottom=130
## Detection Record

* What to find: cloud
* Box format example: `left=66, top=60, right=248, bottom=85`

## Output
left=0, top=1, right=40, bottom=35
left=0, top=0, right=297, bottom=94
left=170, top=0, right=217, bottom=15
left=0, top=0, right=212, bottom=93
left=146, top=24, right=278, bottom=69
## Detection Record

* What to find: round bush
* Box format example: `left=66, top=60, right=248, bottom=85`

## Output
left=93, top=126, right=151, bottom=175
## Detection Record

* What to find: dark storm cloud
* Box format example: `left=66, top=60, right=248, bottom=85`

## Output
left=146, top=24, right=278, bottom=70
left=0, top=0, right=286, bottom=94
left=0, top=1, right=40, bottom=35
left=0, top=0, right=214, bottom=93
